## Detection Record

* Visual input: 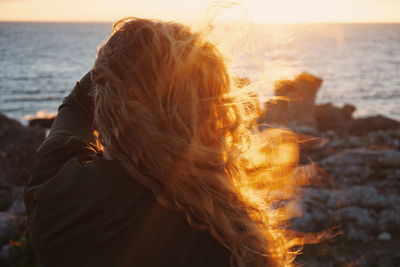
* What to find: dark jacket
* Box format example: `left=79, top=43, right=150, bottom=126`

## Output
left=24, top=74, right=231, bottom=267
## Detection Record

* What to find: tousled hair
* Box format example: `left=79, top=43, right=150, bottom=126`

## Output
left=92, top=17, right=310, bottom=267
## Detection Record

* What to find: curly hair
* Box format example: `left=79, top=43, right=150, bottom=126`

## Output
left=92, top=17, right=308, bottom=267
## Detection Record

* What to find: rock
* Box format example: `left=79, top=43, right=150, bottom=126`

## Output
left=348, top=115, right=400, bottom=136
left=0, top=114, right=20, bottom=139
left=254, top=74, right=400, bottom=265
left=293, top=145, right=400, bottom=245
left=0, top=187, right=12, bottom=212
left=28, top=117, right=55, bottom=129
left=8, top=200, right=25, bottom=216
left=0, top=244, right=17, bottom=267
left=260, top=72, right=322, bottom=133
left=303, top=127, right=400, bottom=164
left=292, top=186, right=400, bottom=237
left=315, top=104, right=400, bottom=137
left=378, top=208, right=400, bottom=232
left=0, top=113, right=45, bottom=186
left=298, top=239, right=400, bottom=267
left=315, top=103, right=356, bottom=132
left=0, top=213, right=19, bottom=246
left=0, top=113, right=43, bottom=265
left=257, top=72, right=400, bottom=139
left=367, top=129, right=400, bottom=149
left=335, top=207, right=376, bottom=241
left=320, top=148, right=400, bottom=186
left=377, top=232, right=391, bottom=241
left=379, top=250, right=400, bottom=267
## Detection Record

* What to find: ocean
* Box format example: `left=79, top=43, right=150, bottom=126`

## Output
left=1, top=22, right=399, bottom=122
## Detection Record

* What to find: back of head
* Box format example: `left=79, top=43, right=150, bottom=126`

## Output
left=92, top=18, right=232, bottom=187
left=92, top=17, right=299, bottom=267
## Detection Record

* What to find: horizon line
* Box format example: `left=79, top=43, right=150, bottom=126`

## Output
left=1, top=19, right=400, bottom=24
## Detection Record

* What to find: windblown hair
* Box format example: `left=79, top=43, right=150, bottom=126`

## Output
left=92, top=17, right=309, bottom=267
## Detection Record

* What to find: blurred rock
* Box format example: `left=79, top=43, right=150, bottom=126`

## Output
left=320, top=148, right=400, bottom=185
left=8, top=191, right=25, bottom=215
left=0, top=187, right=12, bottom=212
left=297, top=240, right=400, bottom=267
left=0, top=217, right=20, bottom=267
left=0, top=113, right=45, bottom=186
left=257, top=72, right=400, bottom=140
left=0, top=113, right=45, bottom=266
left=292, top=147, right=400, bottom=263
left=260, top=72, right=322, bottom=133
left=377, top=232, right=391, bottom=241
left=0, top=213, right=19, bottom=246
left=256, top=73, right=400, bottom=264
left=348, top=115, right=400, bottom=136
left=315, top=103, right=356, bottom=133
left=28, top=117, right=55, bottom=129
left=0, top=244, right=17, bottom=267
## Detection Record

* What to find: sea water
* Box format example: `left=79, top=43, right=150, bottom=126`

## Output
left=0, top=22, right=399, bottom=121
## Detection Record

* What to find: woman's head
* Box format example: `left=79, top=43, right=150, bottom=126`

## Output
left=92, top=18, right=235, bottom=185
left=92, top=17, right=303, bottom=267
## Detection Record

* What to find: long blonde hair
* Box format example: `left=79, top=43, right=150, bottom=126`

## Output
left=92, top=17, right=308, bottom=266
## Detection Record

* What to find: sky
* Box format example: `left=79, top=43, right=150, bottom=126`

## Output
left=0, top=0, right=400, bottom=23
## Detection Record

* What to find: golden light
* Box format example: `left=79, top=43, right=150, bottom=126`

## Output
left=239, top=0, right=400, bottom=23
left=0, top=0, right=399, bottom=23
left=244, top=0, right=344, bottom=23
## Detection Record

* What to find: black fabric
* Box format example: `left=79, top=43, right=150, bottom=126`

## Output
left=24, top=75, right=231, bottom=267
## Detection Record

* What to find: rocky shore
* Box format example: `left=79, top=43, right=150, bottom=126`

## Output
left=0, top=113, right=44, bottom=266
left=0, top=73, right=399, bottom=266
left=259, top=73, right=400, bottom=266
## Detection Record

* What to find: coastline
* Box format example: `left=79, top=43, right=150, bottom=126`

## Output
left=0, top=73, right=399, bottom=266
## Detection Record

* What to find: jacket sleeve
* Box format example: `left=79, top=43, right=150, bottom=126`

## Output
left=25, top=72, right=98, bottom=189
left=48, top=71, right=95, bottom=141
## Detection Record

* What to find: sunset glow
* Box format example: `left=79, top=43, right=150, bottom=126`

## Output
left=0, top=0, right=399, bottom=23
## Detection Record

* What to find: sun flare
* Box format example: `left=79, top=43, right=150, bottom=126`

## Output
left=241, top=0, right=341, bottom=23
left=0, top=0, right=399, bottom=23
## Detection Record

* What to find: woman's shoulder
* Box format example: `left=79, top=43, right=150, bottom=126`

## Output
left=26, top=143, right=151, bottom=214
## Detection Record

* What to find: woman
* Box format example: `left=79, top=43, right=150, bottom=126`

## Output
left=25, top=18, right=303, bottom=267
